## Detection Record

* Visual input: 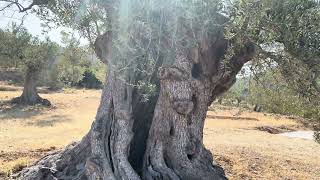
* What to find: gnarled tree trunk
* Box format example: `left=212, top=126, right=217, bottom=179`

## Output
left=14, top=32, right=255, bottom=180
left=11, top=65, right=51, bottom=106
left=13, top=2, right=256, bottom=178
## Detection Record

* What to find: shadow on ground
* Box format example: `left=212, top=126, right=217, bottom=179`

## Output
left=207, top=115, right=259, bottom=121
left=0, top=86, right=20, bottom=92
left=37, top=87, right=63, bottom=94
left=0, top=101, right=51, bottom=120
left=0, top=83, right=61, bottom=94
left=25, top=115, right=72, bottom=127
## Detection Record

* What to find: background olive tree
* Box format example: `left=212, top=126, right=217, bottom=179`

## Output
left=0, top=24, right=59, bottom=105
left=224, top=0, right=320, bottom=142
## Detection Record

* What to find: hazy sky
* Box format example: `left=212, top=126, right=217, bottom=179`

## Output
left=0, top=8, right=87, bottom=46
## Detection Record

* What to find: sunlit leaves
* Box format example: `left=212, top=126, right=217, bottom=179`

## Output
left=0, top=23, right=59, bottom=77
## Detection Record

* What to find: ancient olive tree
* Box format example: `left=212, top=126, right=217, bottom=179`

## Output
left=0, top=25, right=57, bottom=105
left=13, top=38, right=58, bottom=106
left=12, top=0, right=255, bottom=179
left=2, top=0, right=318, bottom=179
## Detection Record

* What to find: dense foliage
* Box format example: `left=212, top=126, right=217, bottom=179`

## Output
left=0, top=25, right=105, bottom=89
left=227, top=0, right=320, bottom=106
left=2, top=0, right=318, bottom=101
left=0, top=24, right=59, bottom=81
left=221, top=0, right=320, bottom=142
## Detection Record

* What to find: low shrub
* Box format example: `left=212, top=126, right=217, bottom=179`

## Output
left=77, top=69, right=103, bottom=89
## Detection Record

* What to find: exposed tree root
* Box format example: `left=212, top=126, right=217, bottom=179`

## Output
left=13, top=135, right=91, bottom=180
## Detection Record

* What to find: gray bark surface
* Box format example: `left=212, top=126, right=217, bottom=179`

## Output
left=12, top=66, right=51, bottom=106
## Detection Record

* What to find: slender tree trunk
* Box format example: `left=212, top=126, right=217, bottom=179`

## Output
left=12, top=66, right=51, bottom=106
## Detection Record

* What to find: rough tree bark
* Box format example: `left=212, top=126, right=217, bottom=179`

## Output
left=13, top=3, right=255, bottom=179
left=11, top=65, right=51, bottom=106
left=143, top=33, right=255, bottom=180
left=13, top=30, right=255, bottom=180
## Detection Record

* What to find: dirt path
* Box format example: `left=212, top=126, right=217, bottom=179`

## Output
left=0, top=86, right=319, bottom=179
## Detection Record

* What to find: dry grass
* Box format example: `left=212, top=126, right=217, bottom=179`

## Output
left=0, top=157, right=30, bottom=176
left=205, top=108, right=320, bottom=180
left=0, top=86, right=100, bottom=178
left=0, top=84, right=319, bottom=179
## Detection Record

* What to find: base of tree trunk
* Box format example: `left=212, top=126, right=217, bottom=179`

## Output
left=12, top=134, right=226, bottom=180
left=12, top=135, right=91, bottom=180
left=11, top=96, right=51, bottom=107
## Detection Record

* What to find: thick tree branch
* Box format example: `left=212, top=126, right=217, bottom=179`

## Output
left=0, top=1, right=14, bottom=11
left=0, top=0, right=48, bottom=12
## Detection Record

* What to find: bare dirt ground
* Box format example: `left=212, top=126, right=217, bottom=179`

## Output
left=205, top=108, right=320, bottom=180
left=0, top=83, right=319, bottom=179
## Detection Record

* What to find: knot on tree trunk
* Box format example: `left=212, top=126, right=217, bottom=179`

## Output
left=94, top=31, right=112, bottom=64
left=172, top=100, right=194, bottom=115
left=85, top=157, right=104, bottom=179
left=185, top=137, right=200, bottom=160
left=158, top=66, right=189, bottom=81
left=115, top=109, right=131, bottom=121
